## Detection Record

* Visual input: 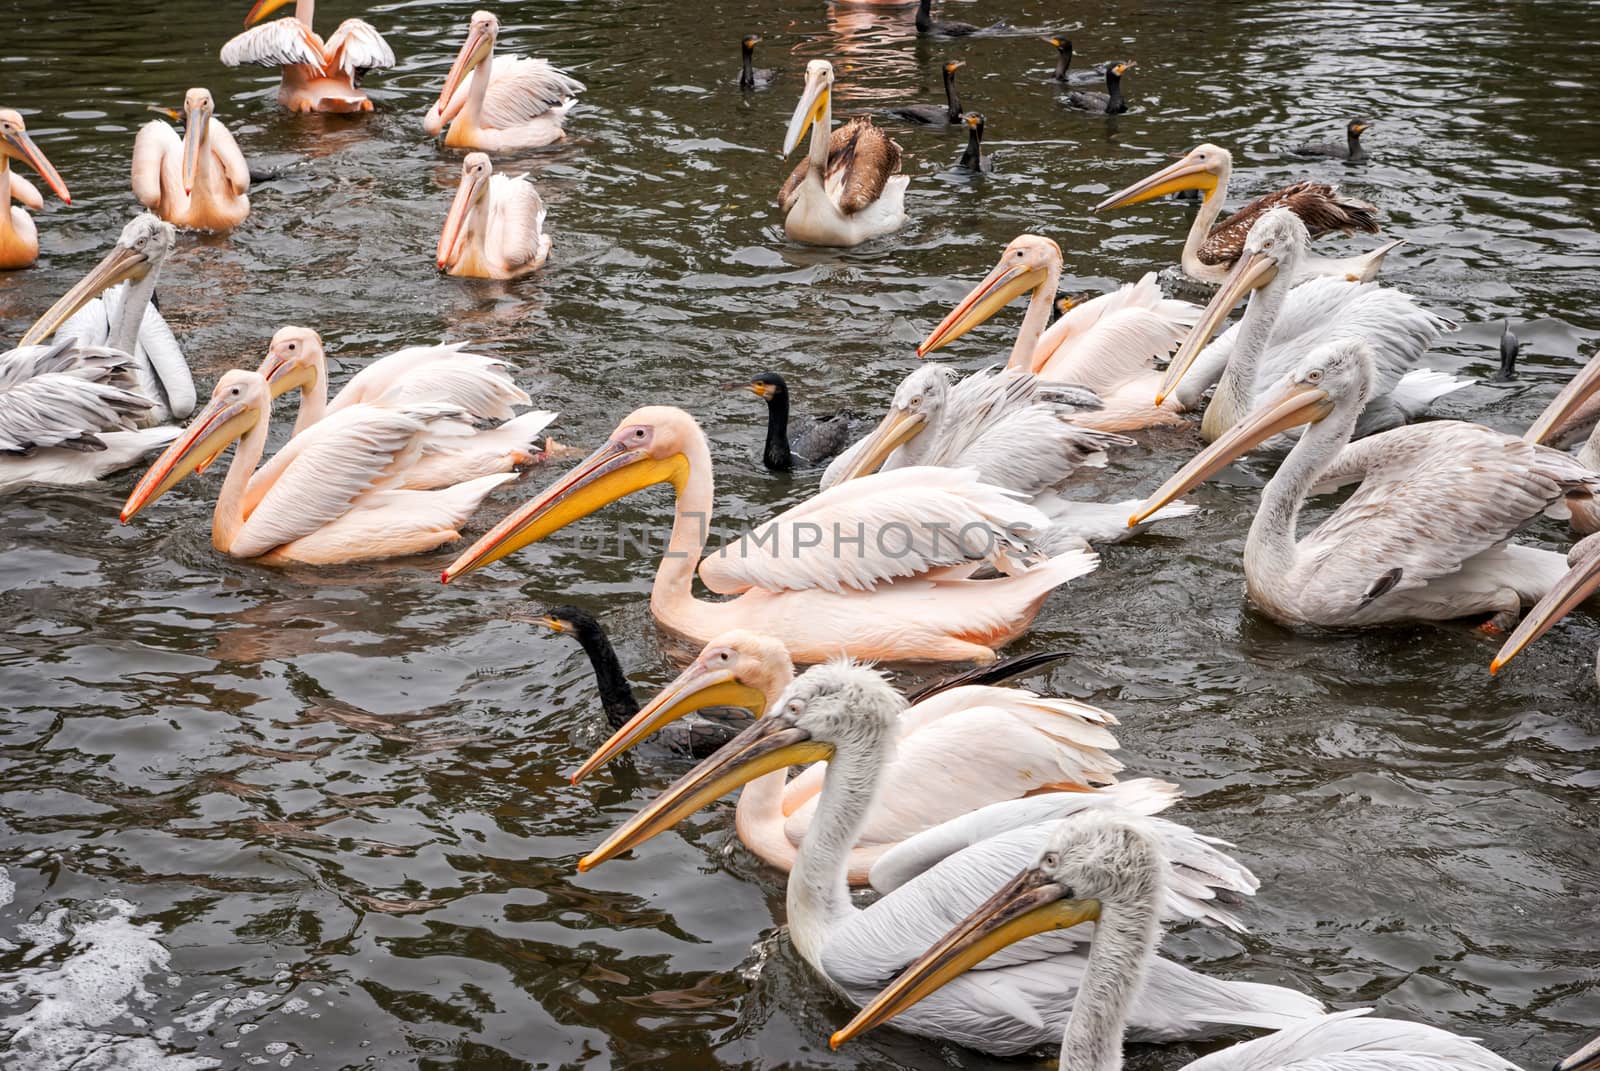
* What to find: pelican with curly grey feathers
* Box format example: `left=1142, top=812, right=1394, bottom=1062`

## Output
left=917, top=234, right=1199, bottom=431
left=580, top=661, right=1321, bottom=1055
left=834, top=812, right=1519, bottom=1069
left=779, top=60, right=909, bottom=247
left=1155, top=208, right=1463, bottom=445
left=1131, top=340, right=1599, bottom=628
left=424, top=10, right=585, bottom=151
left=822, top=365, right=1196, bottom=546
left=571, top=629, right=1156, bottom=885
left=0, top=340, right=178, bottom=494
left=441, top=405, right=1099, bottom=664
left=219, top=0, right=394, bottom=114
left=0, top=108, right=72, bottom=270
left=120, top=370, right=515, bottom=565
left=1094, top=143, right=1399, bottom=285
left=20, top=213, right=194, bottom=427
left=437, top=153, right=549, bottom=278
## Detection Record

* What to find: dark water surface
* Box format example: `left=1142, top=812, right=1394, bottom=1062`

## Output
left=1, top=0, right=1598, bottom=1067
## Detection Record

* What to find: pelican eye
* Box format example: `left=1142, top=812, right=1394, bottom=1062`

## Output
left=1041, top=852, right=1060, bottom=869
left=783, top=698, right=805, bottom=718
left=1306, top=368, right=1324, bottom=384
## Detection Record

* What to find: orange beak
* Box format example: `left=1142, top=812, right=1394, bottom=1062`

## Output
left=121, top=393, right=258, bottom=522
left=437, top=166, right=486, bottom=270
left=2, top=126, right=71, bottom=204
left=434, top=23, right=494, bottom=122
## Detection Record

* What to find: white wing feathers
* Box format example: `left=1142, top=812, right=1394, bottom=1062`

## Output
left=699, top=467, right=1048, bottom=596
left=8, top=171, right=43, bottom=211
left=0, top=344, right=154, bottom=452
left=326, top=343, right=531, bottom=422
left=232, top=403, right=473, bottom=558
left=488, top=174, right=547, bottom=272
left=324, top=19, right=395, bottom=78
left=1182, top=1009, right=1520, bottom=1071
left=478, top=56, right=586, bottom=128
left=131, top=121, right=179, bottom=210
left=219, top=19, right=326, bottom=69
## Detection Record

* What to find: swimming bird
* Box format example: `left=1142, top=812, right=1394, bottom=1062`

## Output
left=914, top=0, right=1001, bottom=37
left=581, top=660, right=1321, bottom=1055
left=437, top=153, right=549, bottom=279
left=890, top=61, right=965, bottom=125
left=252, top=325, right=556, bottom=489
left=1156, top=208, right=1458, bottom=445
left=1292, top=119, right=1372, bottom=162
left=424, top=10, right=586, bottom=151
left=1490, top=532, right=1600, bottom=682
left=742, top=372, right=854, bottom=471
left=441, top=405, right=1099, bottom=664
left=0, top=341, right=178, bottom=495
left=779, top=60, right=908, bottom=247
left=1066, top=62, right=1134, bottom=115
left=1131, top=340, right=1597, bottom=629
left=538, top=606, right=745, bottom=758
left=19, top=214, right=194, bottom=426
left=1493, top=321, right=1520, bottom=382
left=834, top=812, right=1520, bottom=1070
left=574, top=629, right=1138, bottom=885
left=919, top=234, right=1198, bottom=431
left=823, top=365, right=1193, bottom=546
left=121, top=371, right=514, bottom=565
left=132, top=89, right=250, bottom=232
left=219, top=0, right=394, bottom=114
left=1094, top=143, right=1395, bottom=284
left=0, top=109, right=72, bottom=270
left=739, top=35, right=775, bottom=91
left=956, top=111, right=991, bottom=172
left=1046, top=36, right=1102, bottom=86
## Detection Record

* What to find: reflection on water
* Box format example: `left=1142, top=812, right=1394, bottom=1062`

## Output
left=1, top=0, right=1598, bottom=1067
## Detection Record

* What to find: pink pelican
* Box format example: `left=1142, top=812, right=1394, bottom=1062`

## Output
left=220, top=0, right=394, bottom=114
left=424, top=10, right=585, bottom=151
left=132, top=89, right=250, bottom=232
left=0, top=109, right=72, bottom=270
left=437, top=153, right=550, bottom=279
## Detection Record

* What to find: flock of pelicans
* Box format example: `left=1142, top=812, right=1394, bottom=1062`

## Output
left=1, top=2, right=1597, bottom=1068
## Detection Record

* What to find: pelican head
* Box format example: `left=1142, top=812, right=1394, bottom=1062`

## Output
left=180, top=88, right=215, bottom=195
left=442, top=404, right=697, bottom=583
left=579, top=659, right=903, bottom=872
left=256, top=325, right=326, bottom=399
left=835, top=365, right=952, bottom=481
left=243, top=0, right=297, bottom=26
left=437, top=152, right=493, bottom=270
left=0, top=108, right=71, bottom=204
left=1156, top=207, right=1310, bottom=403
left=919, top=234, right=1061, bottom=357
left=1558, top=1035, right=1600, bottom=1071
left=121, top=371, right=268, bottom=522
left=784, top=60, right=835, bottom=157
left=435, top=10, right=500, bottom=122
left=20, top=213, right=175, bottom=347
left=830, top=811, right=1162, bottom=1048
left=571, top=630, right=789, bottom=782
left=1491, top=532, right=1600, bottom=677
left=1094, top=142, right=1231, bottom=212
left=1130, top=340, right=1368, bottom=526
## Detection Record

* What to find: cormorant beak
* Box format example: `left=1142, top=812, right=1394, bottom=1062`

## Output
left=20, top=239, right=152, bottom=347
left=835, top=406, right=926, bottom=481
left=743, top=381, right=776, bottom=399
left=1129, top=377, right=1332, bottom=526
left=435, top=22, right=496, bottom=122
left=121, top=391, right=258, bottom=522
left=243, top=0, right=293, bottom=26
left=438, top=163, right=488, bottom=270
left=1155, top=248, right=1279, bottom=404
left=1555, top=1035, right=1600, bottom=1071
left=783, top=70, right=830, bottom=157
left=535, top=614, right=571, bottom=633
left=946, top=60, right=966, bottom=73
left=1523, top=350, right=1600, bottom=447
left=1491, top=541, right=1600, bottom=676
left=829, top=865, right=1100, bottom=1048
left=571, top=656, right=768, bottom=782
left=1112, top=61, right=1136, bottom=75
left=578, top=713, right=831, bottom=871
left=1, top=126, right=71, bottom=204
left=440, top=435, right=688, bottom=583
left=918, top=252, right=1046, bottom=357
left=1094, top=152, right=1217, bottom=212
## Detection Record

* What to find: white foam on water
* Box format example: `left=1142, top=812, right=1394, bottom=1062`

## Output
left=0, top=897, right=220, bottom=1071
left=0, top=866, right=16, bottom=911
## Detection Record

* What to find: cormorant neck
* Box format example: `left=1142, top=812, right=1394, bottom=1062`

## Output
left=572, top=620, right=640, bottom=729
left=740, top=48, right=755, bottom=89
left=1347, top=129, right=1363, bottom=159
left=943, top=69, right=962, bottom=120
left=1106, top=70, right=1124, bottom=112
left=915, top=0, right=932, bottom=33
left=1053, top=49, right=1070, bottom=81
left=959, top=125, right=983, bottom=169
left=761, top=387, right=794, bottom=470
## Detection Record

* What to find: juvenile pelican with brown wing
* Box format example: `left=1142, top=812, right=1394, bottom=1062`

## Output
left=779, top=60, right=909, bottom=247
